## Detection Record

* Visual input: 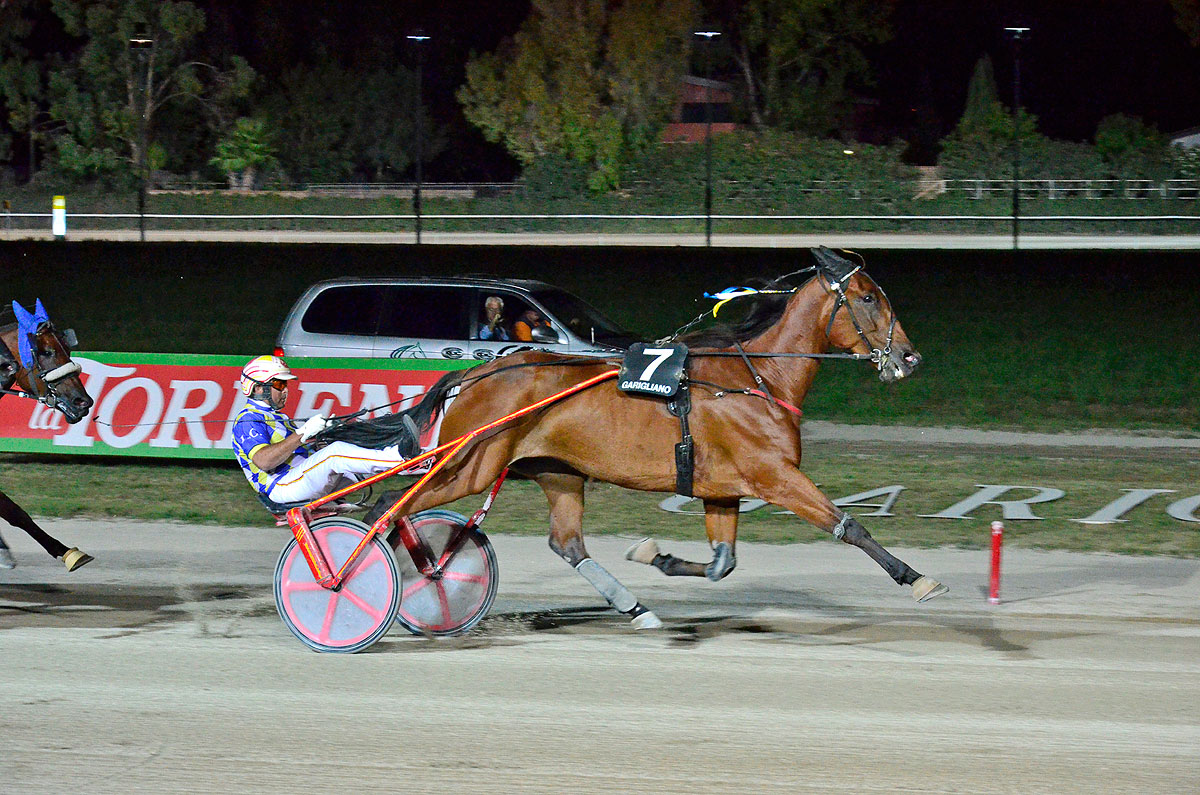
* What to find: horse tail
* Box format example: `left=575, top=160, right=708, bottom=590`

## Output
left=312, top=367, right=469, bottom=452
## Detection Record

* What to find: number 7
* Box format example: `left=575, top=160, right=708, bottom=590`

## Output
left=638, top=348, right=675, bottom=381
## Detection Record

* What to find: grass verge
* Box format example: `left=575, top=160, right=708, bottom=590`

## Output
left=4, top=442, right=1197, bottom=557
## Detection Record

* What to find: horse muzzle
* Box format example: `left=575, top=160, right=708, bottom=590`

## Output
left=55, top=394, right=93, bottom=424
left=877, top=349, right=921, bottom=383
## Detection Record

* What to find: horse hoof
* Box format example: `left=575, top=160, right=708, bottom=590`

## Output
left=912, top=575, right=948, bottom=602
left=631, top=611, right=663, bottom=630
left=624, top=537, right=659, bottom=565
left=62, top=548, right=94, bottom=572
left=0, top=547, right=15, bottom=569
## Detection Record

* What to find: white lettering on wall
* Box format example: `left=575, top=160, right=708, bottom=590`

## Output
left=918, top=484, right=1065, bottom=520
left=149, top=380, right=225, bottom=449
left=295, top=382, right=351, bottom=419
left=217, top=383, right=248, bottom=449
left=52, top=360, right=137, bottom=448
left=94, top=377, right=164, bottom=448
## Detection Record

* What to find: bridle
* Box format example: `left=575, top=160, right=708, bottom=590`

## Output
left=0, top=322, right=83, bottom=409
left=816, top=265, right=898, bottom=372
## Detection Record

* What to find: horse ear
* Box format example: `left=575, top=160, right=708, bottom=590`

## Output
left=810, top=246, right=855, bottom=282
left=11, top=301, right=33, bottom=328
left=33, top=298, right=50, bottom=324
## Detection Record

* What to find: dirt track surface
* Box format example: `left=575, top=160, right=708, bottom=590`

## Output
left=2, top=520, right=1198, bottom=794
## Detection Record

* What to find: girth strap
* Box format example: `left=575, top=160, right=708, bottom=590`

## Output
left=667, top=382, right=694, bottom=497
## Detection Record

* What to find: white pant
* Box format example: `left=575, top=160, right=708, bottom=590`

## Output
left=267, top=441, right=408, bottom=505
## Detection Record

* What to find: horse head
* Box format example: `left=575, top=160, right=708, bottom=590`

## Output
left=5, top=299, right=93, bottom=424
left=812, top=247, right=921, bottom=383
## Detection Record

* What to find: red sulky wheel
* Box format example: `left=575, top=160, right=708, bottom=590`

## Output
left=274, top=517, right=400, bottom=653
left=394, top=510, right=498, bottom=637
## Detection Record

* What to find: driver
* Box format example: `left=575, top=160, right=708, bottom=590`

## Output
left=231, top=355, right=412, bottom=507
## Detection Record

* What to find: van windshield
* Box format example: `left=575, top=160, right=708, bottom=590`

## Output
left=530, top=288, right=640, bottom=348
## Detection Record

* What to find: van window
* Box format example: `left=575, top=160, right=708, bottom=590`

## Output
left=378, top=286, right=470, bottom=339
left=301, top=286, right=383, bottom=335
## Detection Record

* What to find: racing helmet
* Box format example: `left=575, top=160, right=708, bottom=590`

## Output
left=240, top=355, right=297, bottom=396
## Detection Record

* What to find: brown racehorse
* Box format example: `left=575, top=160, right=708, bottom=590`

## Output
left=347, top=248, right=947, bottom=628
left=0, top=300, right=94, bottom=571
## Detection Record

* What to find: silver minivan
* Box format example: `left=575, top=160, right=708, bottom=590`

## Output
left=275, top=276, right=641, bottom=362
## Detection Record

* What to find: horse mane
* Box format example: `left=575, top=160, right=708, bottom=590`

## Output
left=677, top=272, right=815, bottom=349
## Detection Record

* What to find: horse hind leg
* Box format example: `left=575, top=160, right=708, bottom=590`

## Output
left=625, top=498, right=738, bottom=582
left=538, top=473, right=663, bottom=630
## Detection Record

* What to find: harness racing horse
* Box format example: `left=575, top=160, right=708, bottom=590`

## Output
left=0, top=299, right=95, bottom=571
left=338, top=247, right=947, bottom=628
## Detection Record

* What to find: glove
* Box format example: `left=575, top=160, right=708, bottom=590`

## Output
left=298, top=414, right=329, bottom=442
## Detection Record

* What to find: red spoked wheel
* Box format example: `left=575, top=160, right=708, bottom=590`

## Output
left=274, top=518, right=400, bottom=653
left=394, top=510, right=498, bottom=636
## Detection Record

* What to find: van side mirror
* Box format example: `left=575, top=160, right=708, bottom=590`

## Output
left=530, top=325, right=562, bottom=344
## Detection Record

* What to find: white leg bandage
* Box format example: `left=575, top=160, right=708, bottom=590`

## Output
left=575, top=558, right=638, bottom=613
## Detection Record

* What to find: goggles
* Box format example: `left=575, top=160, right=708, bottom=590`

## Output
left=268, top=378, right=292, bottom=391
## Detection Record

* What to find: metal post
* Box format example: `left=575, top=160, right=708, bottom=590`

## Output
left=407, top=32, right=430, bottom=245
left=130, top=26, right=154, bottom=243
left=1005, top=27, right=1029, bottom=252
left=695, top=30, right=720, bottom=247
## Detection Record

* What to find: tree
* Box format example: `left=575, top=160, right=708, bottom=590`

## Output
left=458, top=0, right=698, bottom=192
left=960, top=55, right=999, bottom=133
left=0, top=0, right=64, bottom=181
left=210, top=117, right=276, bottom=190
left=44, top=0, right=253, bottom=184
left=712, top=0, right=896, bottom=135
left=262, top=61, right=437, bottom=184
left=1171, top=0, right=1200, bottom=45
left=1094, top=114, right=1170, bottom=179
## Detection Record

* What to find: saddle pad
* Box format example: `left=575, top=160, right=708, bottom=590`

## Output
left=618, top=343, right=687, bottom=398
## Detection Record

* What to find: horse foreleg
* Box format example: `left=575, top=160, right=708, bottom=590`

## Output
left=625, top=498, right=738, bottom=581
left=0, top=491, right=93, bottom=571
left=760, top=468, right=947, bottom=602
left=537, top=473, right=663, bottom=630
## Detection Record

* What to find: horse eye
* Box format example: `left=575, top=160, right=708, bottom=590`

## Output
left=861, top=294, right=875, bottom=304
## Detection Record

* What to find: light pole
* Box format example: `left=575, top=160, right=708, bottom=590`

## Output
left=129, top=25, right=154, bottom=242
left=407, top=32, right=430, bottom=245
left=1005, top=26, right=1029, bottom=252
left=695, top=30, right=720, bottom=247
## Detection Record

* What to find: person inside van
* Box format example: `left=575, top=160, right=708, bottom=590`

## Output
left=232, top=355, right=418, bottom=507
left=478, top=295, right=509, bottom=340
left=513, top=309, right=552, bottom=342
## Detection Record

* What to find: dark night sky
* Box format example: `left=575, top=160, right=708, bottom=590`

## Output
left=23, top=1, right=1200, bottom=174
left=202, top=0, right=1199, bottom=138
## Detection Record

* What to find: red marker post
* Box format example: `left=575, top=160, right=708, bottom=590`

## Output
left=988, top=520, right=1004, bottom=605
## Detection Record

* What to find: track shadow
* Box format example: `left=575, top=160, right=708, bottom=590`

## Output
left=0, top=583, right=272, bottom=635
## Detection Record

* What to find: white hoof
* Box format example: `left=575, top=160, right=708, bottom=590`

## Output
left=624, top=537, right=659, bottom=565
left=61, top=548, right=94, bottom=572
left=630, top=611, right=663, bottom=630
left=912, top=575, right=949, bottom=602
left=0, top=547, right=15, bottom=569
